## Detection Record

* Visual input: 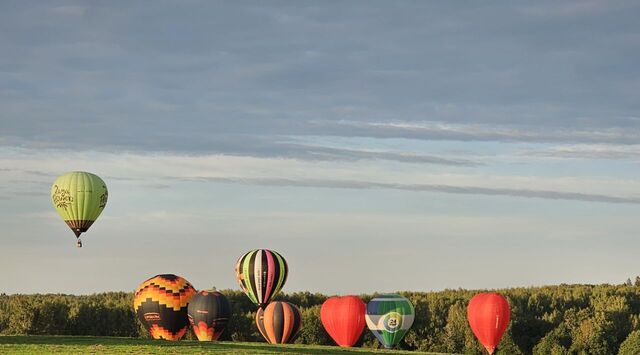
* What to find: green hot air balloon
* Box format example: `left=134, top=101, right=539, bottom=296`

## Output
left=365, top=294, right=415, bottom=349
left=51, top=171, right=108, bottom=247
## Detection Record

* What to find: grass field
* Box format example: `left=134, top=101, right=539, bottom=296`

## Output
left=0, top=336, right=452, bottom=354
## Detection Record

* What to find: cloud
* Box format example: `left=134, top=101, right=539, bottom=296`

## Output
left=0, top=132, right=481, bottom=165
left=521, top=144, right=640, bottom=160
left=240, top=143, right=480, bottom=166
left=519, top=1, right=634, bottom=19
left=143, top=183, right=171, bottom=189
left=183, top=176, right=640, bottom=205
left=1, top=1, right=640, bottom=156
left=2, top=1, right=640, bottom=295
left=2, top=147, right=640, bottom=204
left=51, top=6, right=86, bottom=17
left=306, top=146, right=478, bottom=165
left=308, top=120, right=640, bottom=145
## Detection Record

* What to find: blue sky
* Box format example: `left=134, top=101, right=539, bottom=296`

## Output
left=1, top=1, right=640, bottom=294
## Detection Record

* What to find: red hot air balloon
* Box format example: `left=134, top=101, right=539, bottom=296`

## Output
left=321, top=296, right=366, bottom=347
left=467, top=293, right=510, bottom=354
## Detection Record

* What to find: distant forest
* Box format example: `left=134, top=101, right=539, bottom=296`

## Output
left=3, top=281, right=640, bottom=354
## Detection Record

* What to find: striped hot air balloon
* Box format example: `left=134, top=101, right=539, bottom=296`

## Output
left=188, top=291, right=231, bottom=341
left=133, top=274, right=196, bottom=341
left=51, top=171, right=108, bottom=247
left=255, top=301, right=302, bottom=344
left=235, top=249, right=288, bottom=308
left=365, top=294, right=415, bottom=349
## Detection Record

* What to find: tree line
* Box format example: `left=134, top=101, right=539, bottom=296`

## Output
left=2, top=281, right=640, bottom=354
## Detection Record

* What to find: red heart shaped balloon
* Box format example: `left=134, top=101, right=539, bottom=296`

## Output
left=320, top=295, right=366, bottom=347
left=467, top=293, right=510, bottom=355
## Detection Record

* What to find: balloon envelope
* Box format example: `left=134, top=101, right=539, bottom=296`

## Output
left=133, top=274, right=196, bottom=341
left=255, top=301, right=302, bottom=344
left=321, top=295, right=366, bottom=347
left=51, top=171, right=108, bottom=244
left=235, top=249, right=288, bottom=308
left=365, top=294, right=415, bottom=349
left=188, top=291, right=231, bottom=341
left=467, top=292, right=510, bottom=355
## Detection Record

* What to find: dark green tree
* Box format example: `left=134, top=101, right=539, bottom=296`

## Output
left=618, top=330, right=640, bottom=355
left=295, top=305, right=331, bottom=345
left=533, top=323, right=571, bottom=355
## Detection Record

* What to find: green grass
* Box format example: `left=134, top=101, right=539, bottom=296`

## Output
left=0, top=336, right=452, bottom=354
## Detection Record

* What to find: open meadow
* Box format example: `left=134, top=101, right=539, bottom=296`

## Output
left=0, top=336, right=450, bottom=355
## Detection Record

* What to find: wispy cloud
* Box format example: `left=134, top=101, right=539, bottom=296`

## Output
left=51, top=5, right=87, bottom=17
left=3, top=147, right=639, bottom=205
left=519, top=1, right=633, bottom=19
left=521, top=144, right=640, bottom=160
left=184, top=176, right=640, bottom=205
left=310, top=120, right=640, bottom=145
left=256, top=143, right=480, bottom=166
left=0, top=134, right=481, bottom=165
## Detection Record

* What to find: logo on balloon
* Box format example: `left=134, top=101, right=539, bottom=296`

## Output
left=381, top=312, right=403, bottom=333
left=99, top=189, right=108, bottom=208
left=143, top=312, right=161, bottom=321
left=52, top=185, right=73, bottom=209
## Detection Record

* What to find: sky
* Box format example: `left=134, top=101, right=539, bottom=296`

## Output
left=1, top=1, right=640, bottom=295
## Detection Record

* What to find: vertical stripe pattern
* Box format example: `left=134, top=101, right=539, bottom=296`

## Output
left=235, top=249, right=288, bottom=308
left=255, top=301, right=302, bottom=344
left=255, top=251, right=263, bottom=304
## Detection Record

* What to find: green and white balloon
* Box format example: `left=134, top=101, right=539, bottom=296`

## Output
left=365, top=294, right=415, bottom=349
